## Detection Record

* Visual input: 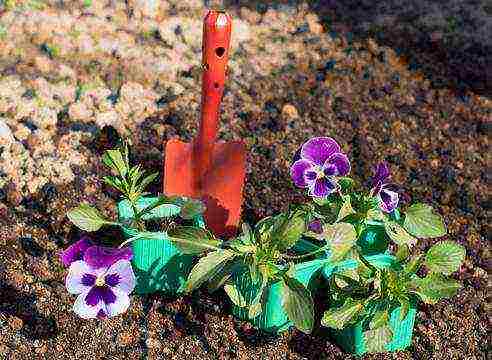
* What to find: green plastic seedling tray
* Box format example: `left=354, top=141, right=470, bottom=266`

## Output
left=231, top=238, right=329, bottom=333
left=118, top=197, right=205, bottom=295
left=322, top=254, right=417, bottom=355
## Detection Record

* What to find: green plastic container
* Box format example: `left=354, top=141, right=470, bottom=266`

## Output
left=230, top=256, right=329, bottom=333
left=322, top=254, right=417, bottom=355
left=118, top=197, right=205, bottom=295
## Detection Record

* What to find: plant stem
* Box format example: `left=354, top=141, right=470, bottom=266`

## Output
left=282, top=245, right=329, bottom=260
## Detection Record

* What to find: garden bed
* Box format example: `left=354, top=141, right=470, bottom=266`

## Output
left=0, top=1, right=489, bottom=359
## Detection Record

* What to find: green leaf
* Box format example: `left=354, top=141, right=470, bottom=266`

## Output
left=67, top=204, right=113, bottom=232
left=281, top=275, right=314, bottom=334
left=224, top=283, right=247, bottom=307
left=398, top=296, right=411, bottom=321
left=135, top=196, right=181, bottom=220
left=425, top=241, right=465, bottom=275
left=370, top=310, right=389, bottom=330
left=337, top=195, right=355, bottom=222
left=403, top=203, right=446, bottom=238
left=364, top=325, right=393, bottom=353
left=168, top=227, right=221, bottom=255
left=137, top=172, right=159, bottom=193
left=178, top=197, right=206, bottom=220
left=366, top=208, right=385, bottom=223
left=273, top=210, right=306, bottom=251
left=411, top=273, right=461, bottom=304
left=384, top=220, right=417, bottom=247
left=403, top=255, right=422, bottom=275
left=322, top=222, right=357, bottom=262
left=338, top=177, right=355, bottom=192
left=102, top=149, right=127, bottom=176
left=103, top=175, right=125, bottom=193
left=395, top=244, right=410, bottom=263
left=321, top=298, right=364, bottom=330
left=185, top=250, right=236, bottom=292
left=248, top=276, right=268, bottom=319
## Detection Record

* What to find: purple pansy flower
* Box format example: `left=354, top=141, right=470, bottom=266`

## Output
left=371, top=161, right=399, bottom=213
left=59, top=237, right=94, bottom=267
left=83, top=246, right=133, bottom=269
left=66, top=259, right=135, bottom=319
left=290, top=137, right=351, bottom=198
left=60, top=238, right=133, bottom=269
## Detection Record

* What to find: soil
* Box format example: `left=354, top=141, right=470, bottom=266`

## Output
left=0, top=1, right=489, bottom=359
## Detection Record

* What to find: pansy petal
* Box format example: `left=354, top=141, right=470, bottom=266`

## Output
left=290, top=159, right=314, bottom=188
left=73, top=290, right=102, bottom=319
left=309, top=177, right=337, bottom=198
left=59, top=237, right=93, bottom=267
left=83, top=246, right=133, bottom=269
left=308, top=219, right=323, bottom=234
left=105, top=260, right=136, bottom=294
left=66, top=260, right=97, bottom=294
left=301, top=137, right=341, bottom=166
left=380, top=186, right=399, bottom=213
left=102, top=288, right=130, bottom=318
left=325, top=153, right=351, bottom=176
left=372, top=161, right=391, bottom=188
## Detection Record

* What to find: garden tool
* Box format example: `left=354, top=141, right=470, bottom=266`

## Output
left=164, top=10, right=246, bottom=238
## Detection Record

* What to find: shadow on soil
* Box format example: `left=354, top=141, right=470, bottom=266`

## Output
left=0, top=283, right=59, bottom=340
left=222, top=0, right=491, bottom=98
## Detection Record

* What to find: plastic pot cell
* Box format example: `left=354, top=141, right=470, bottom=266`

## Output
left=230, top=257, right=328, bottom=333
left=323, top=254, right=417, bottom=355
left=118, top=197, right=204, bottom=295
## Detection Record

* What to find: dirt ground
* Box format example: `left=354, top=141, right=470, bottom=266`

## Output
left=0, top=1, right=489, bottom=359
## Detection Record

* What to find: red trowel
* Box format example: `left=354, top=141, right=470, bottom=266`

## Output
left=164, top=10, right=246, bottom=238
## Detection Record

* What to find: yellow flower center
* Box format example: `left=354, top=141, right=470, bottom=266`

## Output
left=95, top=276, right=105, bottom=287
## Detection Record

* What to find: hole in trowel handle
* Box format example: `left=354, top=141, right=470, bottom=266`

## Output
left=215, top=47, right=225, bottom=58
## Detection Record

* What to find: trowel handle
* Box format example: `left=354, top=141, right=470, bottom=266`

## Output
left=197, top=10, right=232, bottom=148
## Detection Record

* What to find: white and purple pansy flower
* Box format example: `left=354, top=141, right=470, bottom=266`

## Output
left=60, top=238, right=135, bottom=319
left=66, top=259, right=135, bottom=319
left=290, top=137, right=351, bottom=198
left=371, top=161, right=399, bottom=213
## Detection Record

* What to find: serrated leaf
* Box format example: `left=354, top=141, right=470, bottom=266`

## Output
left=168, top=226, right=221, bottom=255
left=364, top=325, right=393, bottom=353
left=337, top=195, right=355, bottom=222
left=273, top=210, right=306, bottom=251
left=185, top=250, right=236, bottom=292
left=322, top=222, right=357, bottom=262
left=403, top=203, right=446, bottom=238
left=102, top=149, right=127, bottom=176
left=137, top=172, right=159, bottom=193
left=224, top=283, right=247, bottom=307
left=425, top=241, right=465, bottom=275
left=384, top=220, right=417, bottom=247
left=281, top=275, right=314, bottom=334
left=411, top=273, right=461, bottom=304
left=370, top=310, right=389, bottom=330
left=321, top=298, right=364, bottom=330
left=67, top=204, right=113, bottom=232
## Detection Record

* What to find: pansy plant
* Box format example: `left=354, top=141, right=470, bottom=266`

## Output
left=170, top=207, right=316, bottom=334
left=289, top=137, right=465, bottom=352
left=62, top=143, right=210, bottom=319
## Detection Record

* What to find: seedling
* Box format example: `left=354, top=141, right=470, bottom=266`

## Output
left=67, top=142, right=209, bottom=245
left=172, top=206, right=316, bottom=334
